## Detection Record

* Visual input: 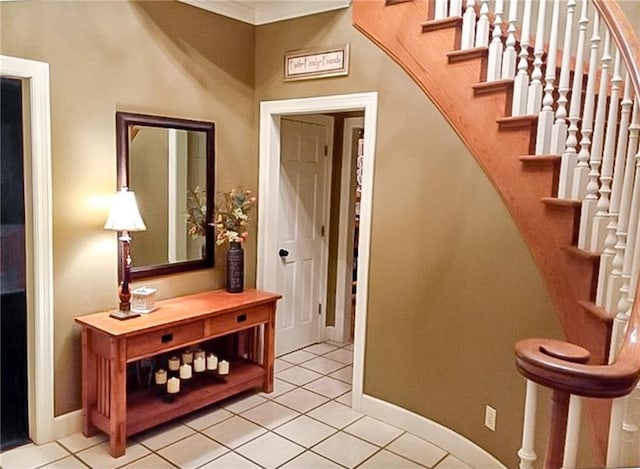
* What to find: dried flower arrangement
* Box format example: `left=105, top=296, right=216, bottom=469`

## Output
left=213, top=188, right=257, bottom=246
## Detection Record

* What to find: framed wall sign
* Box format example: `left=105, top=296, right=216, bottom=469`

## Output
left=284, top=44, right=350, bottom=81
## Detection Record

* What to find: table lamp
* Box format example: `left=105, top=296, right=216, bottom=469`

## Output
left=104, top=187, right=147, bottom=319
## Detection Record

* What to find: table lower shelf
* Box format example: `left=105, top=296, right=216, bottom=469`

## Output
left=91, top=359, right=267, bottom=437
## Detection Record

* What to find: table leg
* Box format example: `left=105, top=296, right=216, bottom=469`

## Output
left=109, top=338, right=127, bottom=457
left=262, top=307, right=275, bottom=393
left=81, top=328, right=98, bottom=437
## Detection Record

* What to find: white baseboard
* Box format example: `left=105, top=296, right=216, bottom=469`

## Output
left=324, top=325, right=342, bottom=343
left=361, top=394, right=507, bottom=469
left=53, top=409, right=82, bottom=440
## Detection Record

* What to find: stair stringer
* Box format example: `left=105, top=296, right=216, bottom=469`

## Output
left=352, top=0, right=611, bottom=364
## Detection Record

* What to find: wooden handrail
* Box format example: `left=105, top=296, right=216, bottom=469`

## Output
left=515, top=278, right=639, bottom=468
left=593, top=0, right=640, bottom=99
left=515, top=277, right=640, bottom=399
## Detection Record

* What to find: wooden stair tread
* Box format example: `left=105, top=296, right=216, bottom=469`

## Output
left=496, top=115, right=538, bottom=129
left=519, top=155, right=561, bottom=166
left=519, top=154, right=561, bottom=161
left=561, top=245, right=600, bottom=262
left=542, top=197, right=582, bottom=209
left=422, top=17, right=463, bottom=34
left=447, top=47, right=488, bottom=64
left=578, top=300, right=615, bottom=323
left=471, top=79, right=513, bottom=96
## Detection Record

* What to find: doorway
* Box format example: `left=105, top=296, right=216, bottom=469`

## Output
left=257, top=92, right=378, bottom=411
left=0, top=55, right=55, bottom=444
left=1, top=77, right=29, bottom=451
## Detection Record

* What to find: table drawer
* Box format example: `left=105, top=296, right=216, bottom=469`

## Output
left=127, top=321, right=204, bottom=360
left=205, top=305, right=270, bottom=336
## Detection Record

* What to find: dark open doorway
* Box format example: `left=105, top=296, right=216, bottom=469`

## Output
left=1, top=77, right=30, bottom=451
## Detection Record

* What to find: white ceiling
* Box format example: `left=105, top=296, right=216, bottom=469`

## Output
left=177, top=0, right=352, bottom=26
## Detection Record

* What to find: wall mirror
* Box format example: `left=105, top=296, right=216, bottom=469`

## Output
left=116, top=111, right=215, bottom=279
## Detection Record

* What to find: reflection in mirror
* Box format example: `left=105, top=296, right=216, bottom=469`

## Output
left=116, top=112, right=215, bottom=279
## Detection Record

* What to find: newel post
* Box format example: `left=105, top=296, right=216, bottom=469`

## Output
left=545, top=390, right=570, bottom=469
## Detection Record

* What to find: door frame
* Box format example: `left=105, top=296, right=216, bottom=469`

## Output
left=0, top=55, right=55, bottom=443
left=330, top=117, right=364, bottom=344
left=258, top=92, right=378, bottom=411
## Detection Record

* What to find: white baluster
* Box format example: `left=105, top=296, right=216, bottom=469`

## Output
left=578, top=30, right=612, bottom=251
left=525, top=0, right=546, bottom=116
left=551, top=0, right=589, bottom=199
left=518, top=380, right=538, bottom=469
left=449, top=0, right=463, bottom=17
left=554, top=0, right=578, bottom=194
left=591, top=48, right=622, bottom=258
left=461, top=0, right=477, bottom=50
left=475, top=0, right=490, bottom=47
left=572, top=10, right=600, bottom=200
left=561, top=395, right=582, bottom=469
left=434, top=0, right=448, bottom=20
left=534, top=0, right=560, bottom=155
left=608, top=397, right=627, bottom=467
left=608, top=138, right=640, bottom=467
left=622, top=144, right=640, bottom=308
left=613, top=215, right=640, bottom=465
left=486, top=0, right=504, bottom=81
left=501, top=0, right=518, bottom=79
left=511, top=0, right=532, bottom=116
left=601, top=76, right=634, bottom=311
left=619, top=384, right=640, bottom=466
left=610, top=102, right=640, bottom=350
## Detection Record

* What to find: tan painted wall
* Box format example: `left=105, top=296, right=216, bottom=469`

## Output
left=256, top=9, right=564, bottom=466
left=1, top=0, right=256, bottom=415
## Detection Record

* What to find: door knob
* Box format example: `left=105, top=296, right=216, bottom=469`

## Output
left=278, top=249, right=289, bottom=258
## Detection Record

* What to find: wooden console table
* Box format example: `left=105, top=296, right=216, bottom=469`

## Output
left=75, top=289, right=280, bottom=457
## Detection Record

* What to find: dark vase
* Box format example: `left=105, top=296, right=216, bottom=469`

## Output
left=226, top=241, right=244, bottom=293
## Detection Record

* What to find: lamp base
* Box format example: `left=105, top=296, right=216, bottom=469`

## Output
left=109, top=310, right=141, bottom=320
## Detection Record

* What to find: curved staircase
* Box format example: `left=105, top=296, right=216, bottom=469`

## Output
left=354, top=0, right=607, bottom=364
left=353, top=0, right=640, bottom=466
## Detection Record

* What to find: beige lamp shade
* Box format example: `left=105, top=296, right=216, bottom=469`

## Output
left=104, top=187, right=147, bottom=232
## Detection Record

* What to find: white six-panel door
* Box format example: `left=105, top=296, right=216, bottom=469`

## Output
left=276, top=116, right=333, bottom=356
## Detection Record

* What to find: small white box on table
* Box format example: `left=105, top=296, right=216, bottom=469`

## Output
left=131, top=287, right=157, bottom=314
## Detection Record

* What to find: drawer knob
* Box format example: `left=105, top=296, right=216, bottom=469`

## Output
left=161, top=333, right=174, bottom=343
left=237, top=314, right=247, bottom=323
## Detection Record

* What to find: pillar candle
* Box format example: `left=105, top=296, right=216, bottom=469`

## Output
left=206, top=353, right=218, bottom=371
left=154, top=369, right=167, bottom=385
left=179, top=363, right=192, bottom=379
left=168, top=356, right=180, bottom=371
left=194, top=349, right=206, bottom=360
left=193, top=356, right=205, bottom=373
left=218, top=359, right=230, bottom=375
left=181, top=351, right=193, bottom=365
left=167, top=377, right=180, bottom=394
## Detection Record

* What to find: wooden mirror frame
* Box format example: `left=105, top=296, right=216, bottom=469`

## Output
left=116, top=111, right=215, bottom=279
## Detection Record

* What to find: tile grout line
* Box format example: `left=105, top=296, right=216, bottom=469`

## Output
left=186, top=352, right=358, bottom=469
left=30, top=441, right=72, bottom=469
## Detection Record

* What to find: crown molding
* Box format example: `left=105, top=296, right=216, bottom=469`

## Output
left=177, top=0, right=351, bottom=25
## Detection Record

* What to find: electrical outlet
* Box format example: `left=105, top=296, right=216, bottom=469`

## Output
left=484, top=405, right=497, bottom=431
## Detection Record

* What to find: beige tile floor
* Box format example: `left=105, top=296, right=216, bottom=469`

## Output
left=0, top=343, right=473, bottom=469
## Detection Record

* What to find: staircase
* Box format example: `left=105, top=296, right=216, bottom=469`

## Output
left=353, top=0, right=640, bottom=467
